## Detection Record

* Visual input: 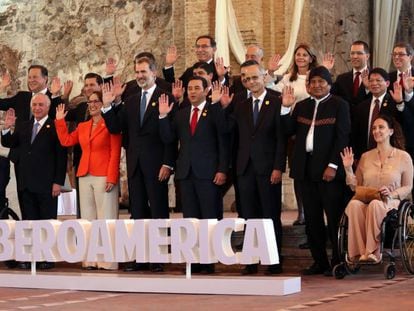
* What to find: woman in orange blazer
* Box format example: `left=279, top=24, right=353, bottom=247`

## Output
left=55, top=91, right=121, bottom=270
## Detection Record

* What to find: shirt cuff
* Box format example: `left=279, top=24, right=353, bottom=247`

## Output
left=396, top=102, right=405, bottom=111
left=101, top=105, right=113, bottom=113
left=164, top=65, right=174, bottom=70
left=328, top=163, right=338, bottom=170
left=280, top=106, right=291, bottom=115
left=1, top=128, right=11, bottom=135
left=162, top=164, right=174, bottom=170
left=404, top=91, right=413, bottom=102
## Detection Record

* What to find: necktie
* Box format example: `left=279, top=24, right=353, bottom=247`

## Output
left=190, top=107, right=199, bottom=136
left=140, top=91, right=148, bottom=125
left=31, top=122, right=39, bottom=144
left=253, top=99, right=260, bottom=126
left=399, top=73, right=405, bottom=89
left=353, top=72, right=361, bottom=98
left=368, top=98, right=380, bottom=149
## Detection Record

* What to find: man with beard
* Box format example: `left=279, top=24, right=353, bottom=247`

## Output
left=102, top=57, right=176, bottom=273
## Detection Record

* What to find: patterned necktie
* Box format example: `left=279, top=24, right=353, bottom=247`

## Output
left=31, top=121, right=39, bottom=144
left=368, top=98, right=380, bottom=149
left=190, top=107, right=199, bottom=136
left=253, top=99, right=260, bottom=126
left=353, top=71, right=361, bottom=98
left=140, top=91, right=148, bottom=125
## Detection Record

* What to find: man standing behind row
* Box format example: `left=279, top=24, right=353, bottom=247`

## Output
left=102, top=57, right=176, bottom=273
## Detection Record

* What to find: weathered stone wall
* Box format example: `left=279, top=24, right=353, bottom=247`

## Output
left=0, top=0, right=172, bottom=96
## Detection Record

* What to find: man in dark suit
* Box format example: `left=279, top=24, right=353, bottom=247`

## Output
left=221, top=60, right=285, bottom=275
left=282, top=66, right=351, bottom=276
left=163, top=35, right=228, bottom=88
left=102, top=57, right=176, bottom=273
left=352, top=68, right=400, bottom=160
left=1, top=93, right=67, bottom=270
left=159, top=76, right=229, bottom=274
left=332, top=41, right=371, bottom=113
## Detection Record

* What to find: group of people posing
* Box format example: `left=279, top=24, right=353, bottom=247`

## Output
left=0, top=35, right=413, bottom=276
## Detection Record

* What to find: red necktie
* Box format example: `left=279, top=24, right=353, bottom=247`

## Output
left=190, top=107, right=199, bottom=136
left=368, top=98, right=380, bottom=149
left=353, top=71, right=361, bottom=98
left=399, top=73, right=405, bottom=89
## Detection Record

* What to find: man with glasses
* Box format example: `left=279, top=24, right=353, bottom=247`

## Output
left=332, top=40, right=371, bottom=112
left=281, top=66, right=351, bottom=276
left=163, top=35, right=227, bottom=88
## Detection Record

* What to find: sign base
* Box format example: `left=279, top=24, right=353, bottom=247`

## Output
left=0, top=272, right=301, bottom=296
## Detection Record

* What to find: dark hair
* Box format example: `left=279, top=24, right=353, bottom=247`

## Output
left=28, top=65, right=48, bottom=77
left=135, top=57, right=156, bottom=71
left=290, top=43, right=318, bottom=82
left=308, top=66, right=333, bottom=85
left=393, top=42, right=414, bottom=56
left=352, top=40, right=370, bottom=54
left=188, top=76, right=208, bottom=89
left=89, top=91, right=103, bottom=103
left=374, top=114, right=405, bottom=150
left=240, top=59, right=260, bottom=69
left=369, top=67, right=390, bottom=81
left=196, top=35, right=216, bottom=48
left=84, top=72, right=103, bottom=85
left=193, top=61, right=213, bottom=74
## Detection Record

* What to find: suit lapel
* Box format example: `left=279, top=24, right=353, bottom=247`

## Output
left=254, top=95, right=271, bottom=131
left=32, top=117, right=52, bottom=144
left=142, top=87, right=161, bottom=126
left=89, top=119, right=106, bottom=141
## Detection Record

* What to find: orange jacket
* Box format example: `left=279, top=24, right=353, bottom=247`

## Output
left=55, top=118, right=121, bottom=184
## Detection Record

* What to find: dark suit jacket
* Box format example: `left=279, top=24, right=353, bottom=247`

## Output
left=283, top=94, right=351, bottom=181
left=159, top=102, right=229, bottom=180
left=352, top=93, right=399, bottom=159
left=1, top=117, right=67, bottom=193
left=227, top=91, right=285, bottom=176
left=332, top=70, right=370, bottom=110
left=102, top=86, right=176, bottom=179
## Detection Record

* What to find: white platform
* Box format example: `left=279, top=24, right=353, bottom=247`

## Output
left=0, top=272, right=301, bottom=296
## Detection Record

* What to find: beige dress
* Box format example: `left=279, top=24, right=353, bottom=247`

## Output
left=345, top=148, right=413, bottom=258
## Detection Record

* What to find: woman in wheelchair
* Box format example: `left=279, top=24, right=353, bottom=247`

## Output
left=341, top=114, right=413, bottom=264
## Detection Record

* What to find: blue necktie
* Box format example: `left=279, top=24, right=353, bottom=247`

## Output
left=31, top=122, right=39, bottom=144
left=253, top=99, right=260, bottom=126
left=140, top=91, right=148, bottom=125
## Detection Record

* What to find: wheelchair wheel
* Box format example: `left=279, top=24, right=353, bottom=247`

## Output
left=333, top=263, right=347, bottom=279
left=337, top=214, right=348, bottom=261
left=384, top=263, right=396, bottom=279
left=398, top=201, right=414, bottom=274
left=345, top=263, right=360, bottom=275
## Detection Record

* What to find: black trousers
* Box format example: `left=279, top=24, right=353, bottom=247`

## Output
left=20, top=189, right=58, bottom=220
left=298, top=160, right=346, bottom=268
left=237, top=160, right=282, bottom=256
left=128, top=164, right=169, bottom=220
left=0, top=157, right=10, bottom=218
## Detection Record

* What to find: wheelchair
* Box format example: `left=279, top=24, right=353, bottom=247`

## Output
left=333, top=200, right=414, bottom=279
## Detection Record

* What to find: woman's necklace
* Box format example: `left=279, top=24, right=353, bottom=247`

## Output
left=377, top=147, right=394, bottom=169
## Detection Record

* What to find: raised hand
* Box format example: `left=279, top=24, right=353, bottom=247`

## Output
left=158, top=93, right=173, bottom=116
left=361, top=68, right=369, bottom=89
left=402, top=71, right=413, bottom=93
left=50, top=77, right=62, bottom=96
left=102, top=82, right=116, bottom=108
left=281, top=85, right=295, bottom=107
left=165, top=45, right=179, bottom=67
left=0, top=71, right=11, bottom=91
left=322, top=52, right=335, bottom=70
left=267, top=53, right=282, bottom=73
left=4, top=108, right=16, bottom=129
left=220, top=85, right=234, bottom=108
left=390, top=81, right=403, bottom=103
left=105, top=57, right=118, bottom=76
left=62, top=80, right=73, bottom=100
left=340, top=147, right=354, bottom=169
left=211, top=80, right=223, bottom=104
left=55, top=103, right=67, bottom=120
left=214, top=56, right=228, bottom=81
left=112, top=75, right=126, bottom=98
left=172, top=79, right=184, bottom=100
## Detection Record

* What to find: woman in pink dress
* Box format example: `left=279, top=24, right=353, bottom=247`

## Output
left=341, top=114, right=413, bottom=263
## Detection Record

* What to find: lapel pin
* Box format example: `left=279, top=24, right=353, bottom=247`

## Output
left=265, top=100, right=270, bottom=106
left=383, top=100, right=388, bottom=107
left=46, top=125, right=50, bottom=128
left=152, top=102, right=156, bottom=107
left=202, top=112, right=207, bottom=117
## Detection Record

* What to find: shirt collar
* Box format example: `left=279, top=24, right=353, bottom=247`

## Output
left=142, top=84, right=156, bottom=98
left=372, top=93, right=386, bottom=104
left=252, top=90, right=267, bottom=103
left=34, top=115, right=49, bottom=127
left=311, top=93, right=330, bottom=104
left=397, top=66, right=412, bottom=76
left=32, top=88, right=48, bottom=96
left=192, top=100, right=207, bottom=112
left=353, top=66, right=367, bottom=75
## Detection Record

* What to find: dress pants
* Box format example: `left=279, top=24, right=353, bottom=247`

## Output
left=20, top=190, right=58, bottom=220
left=0, top=157, right=10, bottom=218
left=79, top=174, right=119, bottom=270
left=237, top=160, right=283, bottom=257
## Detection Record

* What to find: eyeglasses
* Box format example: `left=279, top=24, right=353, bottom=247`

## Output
left=391, top=53, right=409, bottom=58
left=241, top=75, right=262, bottom=83
left=194, top=44, right=211, bottom=49
left=87, top=100, right=102, bottom=105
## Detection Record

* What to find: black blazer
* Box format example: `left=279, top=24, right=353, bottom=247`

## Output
left=332, top=70, right=370, bottom=108
left=159, top=102, right=229, bottom=180
left=1, top=117, right=67, bottom=193
left=283, top=94, right=351, bottom=181
left=352, top=93, right=399, bottom=159
left=102, top=86, right=176, bottom=179
left=228, top=91, right=285, bottom=176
